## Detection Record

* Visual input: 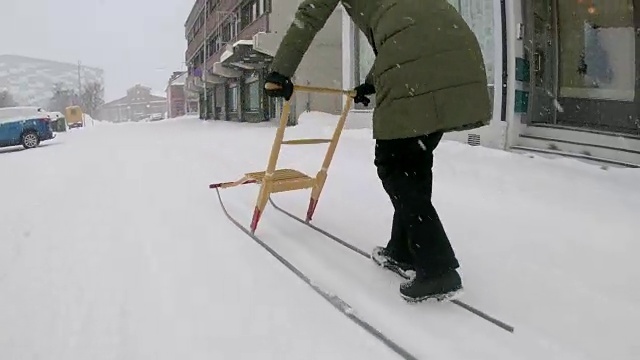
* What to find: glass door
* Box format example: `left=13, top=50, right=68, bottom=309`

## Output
left=526, top=0, right=639, bottom=134
left=556, top=0, right=638, bottom=134
left=525, top=0, right=559, bottom=125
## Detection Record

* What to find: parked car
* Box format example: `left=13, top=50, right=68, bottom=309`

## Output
left=47, top=112, right=67, bottom=132
left=0, top=107, right=56, bottom=150
left=149, top=113, right=164, bottom=122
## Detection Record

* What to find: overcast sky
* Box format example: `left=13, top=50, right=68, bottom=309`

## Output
left=0, top=0, right=193, bottom=101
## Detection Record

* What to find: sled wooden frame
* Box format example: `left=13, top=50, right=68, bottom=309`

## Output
left=209, top=83, right=356, bottom=233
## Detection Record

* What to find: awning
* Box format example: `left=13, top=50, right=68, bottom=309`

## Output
left=204, top=71, right=226, bottom=84
left=185, top=73, right=225, bottom=93
left=211, top=61, right=242, bottom=78
left=220, top=39, right=273, bottom=71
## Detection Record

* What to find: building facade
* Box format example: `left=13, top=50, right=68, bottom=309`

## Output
left=166, top=71, right=199, bottom=118
left=342, top=0, right=640, bottom=167
left=99, top=85, right=167, bottom=122
left=184, top=0, right=343, bottom=123
left=0, top=55, right=104, bottom=107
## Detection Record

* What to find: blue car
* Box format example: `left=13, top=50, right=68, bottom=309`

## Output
left=0, top=107, right=56, bottom=150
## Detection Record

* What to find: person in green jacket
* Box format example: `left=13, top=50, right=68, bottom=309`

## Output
left=264, top=0, right=492, bottom=303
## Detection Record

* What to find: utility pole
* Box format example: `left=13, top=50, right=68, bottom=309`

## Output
left=202, top=0, right=208, bottom=119
left=77, top=60, right=82, bottom=103
left=78, top=60, right=85, bottom=126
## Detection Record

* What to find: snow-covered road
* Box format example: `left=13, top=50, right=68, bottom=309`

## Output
left=1, top=115, right=638, bottom=359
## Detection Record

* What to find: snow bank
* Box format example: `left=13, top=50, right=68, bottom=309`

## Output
left=297, top=110, right=373, bottom=132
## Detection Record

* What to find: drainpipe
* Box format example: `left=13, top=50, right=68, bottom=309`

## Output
left=289, top=75, right=297, bottom=126
left=203, top=0, right=208, bottom=120
left=500, top=0, right=510, bottom=150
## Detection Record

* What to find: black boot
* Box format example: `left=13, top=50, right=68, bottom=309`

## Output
left=371, top=246, right=416, bottom=279
left=399, top=269, right=463, bottom=303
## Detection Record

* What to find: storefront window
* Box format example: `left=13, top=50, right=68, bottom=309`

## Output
left=558, top=0, right=635, bottom=102
left=246, top=80, right=260, bottom=111
left=451, top=0, right=495, bottom=86
left=227, top=85, right=238, bottom=112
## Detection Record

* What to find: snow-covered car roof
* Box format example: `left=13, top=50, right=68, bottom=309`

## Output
left=0, top=106, right=49, bottom=124
left=47, top=111, right=64, bottom=119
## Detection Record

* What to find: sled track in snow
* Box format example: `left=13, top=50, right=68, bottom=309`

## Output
left=267, top=198, right=515, bottom=334
left=215, top=188, right=515, bottom=359
left=214, top=188, right=419, bottom=360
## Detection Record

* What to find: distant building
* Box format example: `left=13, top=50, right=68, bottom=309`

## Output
left=165, top=71, right=199, bottom=118
left=0, top=55, right=104, bottom=107
left=183, top=0, right=343, bottom=122
left=99, top=84, right=166, bottom=122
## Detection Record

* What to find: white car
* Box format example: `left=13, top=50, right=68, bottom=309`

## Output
left=149, top=113, right=164, bottom=121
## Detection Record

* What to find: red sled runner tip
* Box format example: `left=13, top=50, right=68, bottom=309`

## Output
left=306, top=198, right=319, bottom=222
left=250, top=207, right=262, bottom=233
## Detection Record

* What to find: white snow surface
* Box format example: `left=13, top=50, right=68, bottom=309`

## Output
left=0, top=113, right=639, bottom=359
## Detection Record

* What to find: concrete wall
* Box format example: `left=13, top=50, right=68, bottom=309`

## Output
left=270, top=0, right=344, bottom=120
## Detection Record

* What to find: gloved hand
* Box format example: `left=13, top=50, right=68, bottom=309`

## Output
left=353, top=83, right=375, bottom=107
left=264, top=72, right=294, bottom=101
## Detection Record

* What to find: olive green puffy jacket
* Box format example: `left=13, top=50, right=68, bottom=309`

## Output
left=270, top=0, right=492, bottom=140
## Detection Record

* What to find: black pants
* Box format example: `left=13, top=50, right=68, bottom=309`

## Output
left=374, top=132, right=459, bottom=277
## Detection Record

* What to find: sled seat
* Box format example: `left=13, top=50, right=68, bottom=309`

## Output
left=245, top=169, right=314, bottom=193
left=281, top=138, right=332, bottom=145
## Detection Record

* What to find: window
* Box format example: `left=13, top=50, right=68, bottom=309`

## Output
left=222, top=22, right=233, bottom=42
left=240, top=0, right=266, bottom=29
left=449, top=0, right=495, bottom=86
left=245, top=80, right=261, bottom=110
left=215, top=35, right=223, bottom=52
left=227, top=85, right=238, bottom=112
left=207, top=36, right=215, bottom=57
left=241, top=4, right=253, bottom=28
left=208, top=0, right=218, bottom=13
left=195, top=13, right=204, bottom=32
left=558, top=0, right=635, bottom=101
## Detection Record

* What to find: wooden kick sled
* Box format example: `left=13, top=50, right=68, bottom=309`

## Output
left=207, top=83, right=516, bottom=335
left=209, top=83, right=356, bottom=234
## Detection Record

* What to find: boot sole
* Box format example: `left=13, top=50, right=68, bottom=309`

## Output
left=400, top=287, right=464, bottom=304
left=371, top=252, right=416, bottom=280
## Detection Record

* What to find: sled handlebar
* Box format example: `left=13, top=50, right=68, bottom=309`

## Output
left=265, top=82, right=356, bottom=97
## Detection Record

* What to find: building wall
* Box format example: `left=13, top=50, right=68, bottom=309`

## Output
left=101, top=102, right=166, bottom=122
left=186, top=0, right=268, bottom=71
left=184, top=0, right=343, bottom=123
left=168, top=84, right=186, bottom=118
left=270, top=0, right=344, bottom=118
left=99, top=86, right=166, bottom=122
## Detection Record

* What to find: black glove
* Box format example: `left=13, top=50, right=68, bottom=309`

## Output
left=353, top=83, right=375, bottom=107
left=264, top=72, right=294, bottom=101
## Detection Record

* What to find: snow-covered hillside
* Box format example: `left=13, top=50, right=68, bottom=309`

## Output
left=0, top=113, right=638, bottom=359
left=0, top=55, right=103, bottom=106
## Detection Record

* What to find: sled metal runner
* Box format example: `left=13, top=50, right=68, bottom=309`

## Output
left=209, top=83, right=355, bottom=234
left=213, top=187, right=419, bottom=360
